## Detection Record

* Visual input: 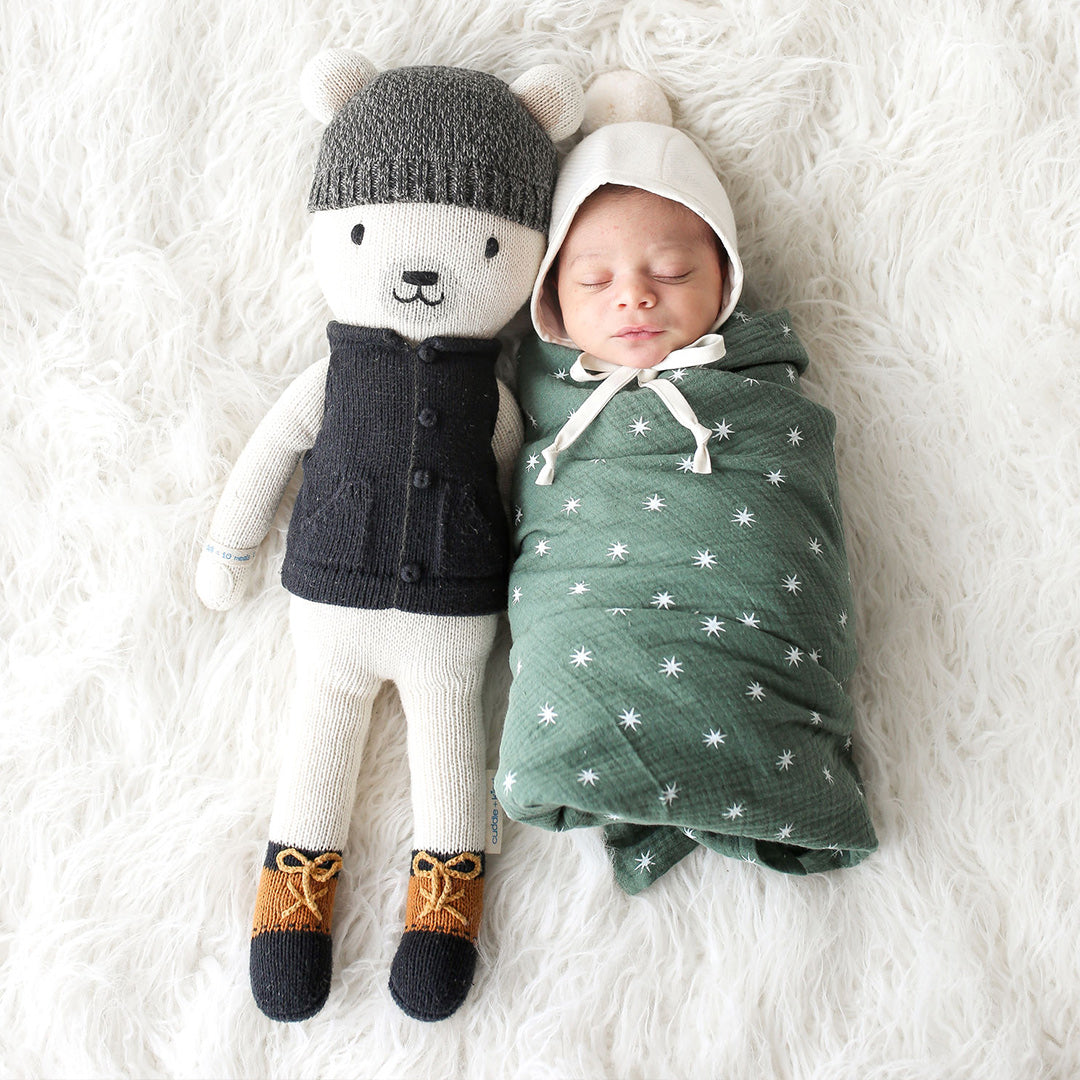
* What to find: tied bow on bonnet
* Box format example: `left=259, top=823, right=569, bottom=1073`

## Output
left=535, top=333, right=726, bottom=485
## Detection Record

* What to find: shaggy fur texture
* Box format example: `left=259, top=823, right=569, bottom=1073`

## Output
left=2, top=1, right=1078, bottom=1076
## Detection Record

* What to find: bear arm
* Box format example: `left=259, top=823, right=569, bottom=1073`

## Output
left=206, top=357, right=329, bottom=551
left=492, top=378, right=524, bottom=512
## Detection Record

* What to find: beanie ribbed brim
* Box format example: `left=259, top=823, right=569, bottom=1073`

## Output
left=308, top=157, right=553, bottom=232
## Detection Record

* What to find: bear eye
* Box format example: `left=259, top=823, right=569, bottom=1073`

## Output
left=484, top=236, right=499, bottom=259
left=351, top=223, right=365, bottom=245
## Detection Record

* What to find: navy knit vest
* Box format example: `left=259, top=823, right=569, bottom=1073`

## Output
left=280, top=323, right=509, bottom=615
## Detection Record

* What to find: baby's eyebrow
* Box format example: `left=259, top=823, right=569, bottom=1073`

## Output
left=569, top=240, right=702, bottom=266
left=649, top=241, right=700, bottom=255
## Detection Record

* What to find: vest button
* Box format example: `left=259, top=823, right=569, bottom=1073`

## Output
left=418, top=407, right=438, bottom=427
left=412, top=469, right=432, bottom=489
left=418, top=344, right=437, bottom=363
left=400, top=563, right=422, bottom=583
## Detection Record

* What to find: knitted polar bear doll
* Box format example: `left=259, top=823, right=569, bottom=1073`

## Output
left=195, top=51, right=582, bottom=1023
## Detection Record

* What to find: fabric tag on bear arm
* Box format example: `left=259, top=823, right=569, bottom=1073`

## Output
left=486, top=770, right=504, bottom=855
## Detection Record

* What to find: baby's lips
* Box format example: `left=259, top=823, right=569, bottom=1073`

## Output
left=615, top=325, right=664, bottom=338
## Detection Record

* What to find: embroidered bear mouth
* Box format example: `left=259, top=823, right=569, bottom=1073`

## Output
left=393, top=286, right=445, bottom=307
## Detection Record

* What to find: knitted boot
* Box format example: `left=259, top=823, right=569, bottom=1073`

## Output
left=388, top=849, right=484, bottom=1021
left=249, top=842, right=343, bottom=1022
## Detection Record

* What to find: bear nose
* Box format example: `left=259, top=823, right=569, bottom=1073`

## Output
left=402, top=270, right=439, bottom=287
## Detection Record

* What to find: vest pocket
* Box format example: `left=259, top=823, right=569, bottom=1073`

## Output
left=290, top=477, right=376, bottom=572
left=436, top=481, right=509, bottom=580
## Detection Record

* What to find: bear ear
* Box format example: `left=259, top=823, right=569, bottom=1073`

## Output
left=509, top=64, right=584, bottom=142
left=581, top=70, right=673, bottom=134
left=300, top=49, right=378, bottom=124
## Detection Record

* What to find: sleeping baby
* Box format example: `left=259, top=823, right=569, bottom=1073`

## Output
left=495, top=76, right=877, bottom=893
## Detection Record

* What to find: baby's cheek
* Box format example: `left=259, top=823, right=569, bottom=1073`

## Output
left=559, top=289, right=599, bottom=331
left=560, top=309, right=600, bottom=356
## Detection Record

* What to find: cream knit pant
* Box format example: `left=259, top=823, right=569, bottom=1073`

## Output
left=268, top=597, right=497, bottom=855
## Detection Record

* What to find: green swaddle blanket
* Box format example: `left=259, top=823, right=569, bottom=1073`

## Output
left=495, top=308, right=877, bottom=893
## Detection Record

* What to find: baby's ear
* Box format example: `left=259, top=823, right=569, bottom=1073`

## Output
left=300, top=48, right=378, bottom=124
left=509, top=65, right=584, bottom=142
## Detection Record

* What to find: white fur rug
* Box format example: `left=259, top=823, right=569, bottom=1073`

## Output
left=3, top=1, right=1078, bottom=1077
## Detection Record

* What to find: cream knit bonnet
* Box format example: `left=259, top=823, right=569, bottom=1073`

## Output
left=531, top=71, right=745, bottom=346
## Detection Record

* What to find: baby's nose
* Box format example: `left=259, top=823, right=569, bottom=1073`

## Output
left=617, top=277, right=656, bottom=306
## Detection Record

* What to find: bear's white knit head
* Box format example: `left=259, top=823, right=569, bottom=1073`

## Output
left=311, top=203, right=546, bottom=340
left=302, top=53, right=583, bottom=341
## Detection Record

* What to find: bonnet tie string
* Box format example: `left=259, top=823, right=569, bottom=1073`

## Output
left=535, top=334, right=726, bottom=485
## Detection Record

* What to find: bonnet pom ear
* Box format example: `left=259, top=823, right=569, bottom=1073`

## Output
left=300, top=48, right=378, bottom=124
left=581, top=70, right=673, bottom=134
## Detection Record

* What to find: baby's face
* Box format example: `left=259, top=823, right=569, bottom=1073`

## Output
left=555, top=188, right=724, bottom=368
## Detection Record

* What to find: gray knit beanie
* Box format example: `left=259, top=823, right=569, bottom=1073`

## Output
left=308, top=66, right=558, bottom=232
